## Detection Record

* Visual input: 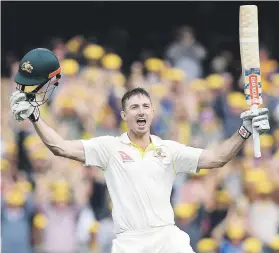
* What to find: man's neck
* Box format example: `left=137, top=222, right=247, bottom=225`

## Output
left=127, top=130, right=151, bottom=151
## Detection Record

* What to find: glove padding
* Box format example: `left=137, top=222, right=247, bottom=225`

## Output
left=10, top=90, right=39, bottom=122
left=240, top=107, right=270, bottom=135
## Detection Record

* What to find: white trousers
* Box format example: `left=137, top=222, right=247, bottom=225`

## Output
left=111, top=225, right=195, bottom=253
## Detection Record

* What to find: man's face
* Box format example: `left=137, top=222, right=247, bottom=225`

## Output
left=121, top=94, right=154, bottom=136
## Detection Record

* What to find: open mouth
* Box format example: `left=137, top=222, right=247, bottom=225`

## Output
left=137, top=119, right=146, bottom=127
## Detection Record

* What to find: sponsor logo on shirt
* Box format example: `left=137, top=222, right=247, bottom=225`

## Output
left=118, top=151, right=134, bottom=162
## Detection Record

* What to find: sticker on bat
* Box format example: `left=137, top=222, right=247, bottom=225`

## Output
left=244, top=68, right=263, bottom=106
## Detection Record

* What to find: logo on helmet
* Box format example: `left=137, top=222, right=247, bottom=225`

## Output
left=21, top=61, right=33, bottom=73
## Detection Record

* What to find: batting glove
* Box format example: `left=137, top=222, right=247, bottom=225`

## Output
left=238, top=107, right=270, bottom=139
left=10, top=90, right=40, bottom=122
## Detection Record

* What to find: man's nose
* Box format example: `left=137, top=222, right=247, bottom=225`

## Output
left=138, top=106, right=144, bottom=115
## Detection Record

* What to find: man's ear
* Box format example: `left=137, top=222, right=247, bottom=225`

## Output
left=121, top=110, right=127, bottom=121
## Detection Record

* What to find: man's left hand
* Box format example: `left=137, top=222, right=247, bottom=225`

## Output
left=240, top=108, right=270, bottom=137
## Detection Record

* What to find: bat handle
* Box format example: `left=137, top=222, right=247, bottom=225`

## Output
left=251, top=106, right=261, bottom=158
left=252, top=126, right=261, bottom=158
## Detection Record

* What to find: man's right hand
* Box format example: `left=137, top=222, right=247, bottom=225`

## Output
left=10, top=90, right=40, bottom=122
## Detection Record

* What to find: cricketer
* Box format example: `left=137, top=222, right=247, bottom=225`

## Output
left=10, top=48, right=270, bottom=253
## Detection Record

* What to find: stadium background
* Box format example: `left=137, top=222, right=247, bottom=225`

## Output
left=1, top=1, right=279, bottom=253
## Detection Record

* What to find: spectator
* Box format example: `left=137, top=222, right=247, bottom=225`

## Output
left=196, top=238, right=218, bottom=253
left=242, top=237, right=263, bottom=253
left=219, top=223, right=246, bottom=253
left=165, top=26, right=207, bottom=80
left=246, top=181, right=279, bottom=244
left=38, top=181, right=80, bottom=253
left=175, top=203, right=206, bottom=251
left=1, top=189, right=35, bottom=253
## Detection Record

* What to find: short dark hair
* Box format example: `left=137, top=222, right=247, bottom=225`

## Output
left=121, top=87, right=151, bottom=110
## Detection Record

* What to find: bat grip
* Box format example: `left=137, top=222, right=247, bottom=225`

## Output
left=252, top=126, right=261, bottom=158
left=251, top=106, right=261, bottom=158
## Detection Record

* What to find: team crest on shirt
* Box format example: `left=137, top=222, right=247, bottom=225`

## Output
left=153, top=147, right=167, bottom=159
left=118, top=151, right=134, bottom=163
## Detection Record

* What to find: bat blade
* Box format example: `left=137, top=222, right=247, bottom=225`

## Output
left=239, top=5, right=262, bottom=158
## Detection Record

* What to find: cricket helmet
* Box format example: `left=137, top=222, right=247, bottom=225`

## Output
left=14, top=48, right=62, bottom=106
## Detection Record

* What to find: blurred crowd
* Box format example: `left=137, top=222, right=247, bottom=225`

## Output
left=1, top=26, right=279, bottom=253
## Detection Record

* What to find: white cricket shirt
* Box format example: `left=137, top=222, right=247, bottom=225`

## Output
left=81, top=133, right=202, bottom=234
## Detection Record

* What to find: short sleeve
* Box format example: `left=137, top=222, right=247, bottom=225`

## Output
left=81, top=136, right=114, bottom=170
left=165, top=140, right=203, bottom=174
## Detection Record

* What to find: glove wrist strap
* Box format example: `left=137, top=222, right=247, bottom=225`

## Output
left=238, top=125, right=251, bottom=139
left=29, top=107, right=40, bottom=122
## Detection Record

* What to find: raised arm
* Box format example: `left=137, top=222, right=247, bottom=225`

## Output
left=33, top=118, right=85, bottom=162
left=198, top=108, right=270, bottom=169
left=10, top=89, right=114, bottom=169
left=10, top=90, right=85, bottom=163
left=198, top=132, right=245, bottom=169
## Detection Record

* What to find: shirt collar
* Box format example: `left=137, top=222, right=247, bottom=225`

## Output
left=119, top=132, right=162, bottom=146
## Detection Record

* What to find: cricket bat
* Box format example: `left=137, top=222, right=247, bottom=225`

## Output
left=239, top=5, right=263, bottom=158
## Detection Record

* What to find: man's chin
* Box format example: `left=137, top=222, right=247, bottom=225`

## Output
left=134, top=126, right=149, bottom=135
